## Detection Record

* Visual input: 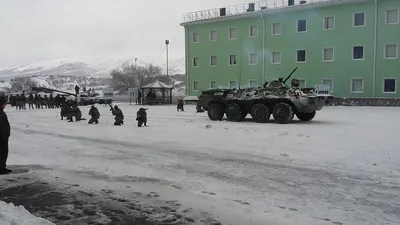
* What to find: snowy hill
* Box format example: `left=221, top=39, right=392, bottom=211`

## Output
left=0, top=57, right=140, bottom=79
left=0, top=75, right=110, bottom=93
left=0, top=74, right=186, bottom=96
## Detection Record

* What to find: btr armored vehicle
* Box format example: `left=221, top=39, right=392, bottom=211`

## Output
left=197, top=67, right=333, bottom=124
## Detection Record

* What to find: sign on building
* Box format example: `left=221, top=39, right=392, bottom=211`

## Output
left=128, top=88, right=138, bottom=98
left=102, top=88, right=114, bottom=100
left=314, top=85, right=331, bottom=95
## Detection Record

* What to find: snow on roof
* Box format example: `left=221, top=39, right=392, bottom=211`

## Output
left=141, top=80, right=173, bottom=89
left=183, top=96, right=198, bottom=101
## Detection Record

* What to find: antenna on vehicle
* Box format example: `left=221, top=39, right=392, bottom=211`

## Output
left=238, top=35, right=244, bottom=90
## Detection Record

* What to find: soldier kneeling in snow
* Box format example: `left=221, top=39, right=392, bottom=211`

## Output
left=60, top=102, right=69, bottom=120
left=196, top=104, right=204, bottom=113
left=177, top=99, right=184, bottom=111
left=69, top=105, right=86, bottom=122
left=88, top=105, right=100, bottom=124
left=110, top=105, right=124, bottom=126
left=136, top=108, right=148, bottom=127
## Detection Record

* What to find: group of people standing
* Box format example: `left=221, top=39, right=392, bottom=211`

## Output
left=8, top=93, right=67, bottom=110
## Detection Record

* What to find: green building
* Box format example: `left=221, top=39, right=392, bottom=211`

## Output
left=180, top=0, right=400, bottom=98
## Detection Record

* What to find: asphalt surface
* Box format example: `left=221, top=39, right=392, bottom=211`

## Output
left=0, top=165, right=221, bottom=225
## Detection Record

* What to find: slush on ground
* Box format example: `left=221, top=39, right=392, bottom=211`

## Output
left=1, top=104, right=399, bottom=225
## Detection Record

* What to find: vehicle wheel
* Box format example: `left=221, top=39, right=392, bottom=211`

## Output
left=250, top=104, right=270, bottom=123
left=207, top=102, right=224, bottom=121
left=272, top=102, right=294, bottom=124
left=225, top=103, right=242, bottom=122
left=296, top=111, right=316, bottom=121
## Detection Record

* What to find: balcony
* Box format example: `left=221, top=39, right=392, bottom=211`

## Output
left=182, top=0, right=350, bottom=24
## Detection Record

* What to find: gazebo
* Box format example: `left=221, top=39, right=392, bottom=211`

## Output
left=140, top=80, right=173, bottom=105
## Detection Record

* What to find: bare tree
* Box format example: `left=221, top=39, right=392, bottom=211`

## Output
left=110, top=63, right=163, bottom=91
left=8, top=76, right=39, bottom=91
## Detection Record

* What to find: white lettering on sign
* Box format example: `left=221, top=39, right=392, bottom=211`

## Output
left=314, top=85, right=330, bottom=95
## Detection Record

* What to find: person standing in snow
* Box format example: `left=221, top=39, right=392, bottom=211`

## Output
left=177, top=99, right=184, bottom=112
left=136, top=108, right=148, bottom=127
left=0, top=94, right=11, bottom=175
left=88, top=105, right=100, bottom=124
left=27, top=93, right=34, bottom=109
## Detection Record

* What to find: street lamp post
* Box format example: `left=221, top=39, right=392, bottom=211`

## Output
left=165, top=40, right=169, bottom=76
left=133, top=57, right=138, bottom=105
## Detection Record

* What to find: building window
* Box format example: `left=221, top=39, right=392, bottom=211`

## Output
left=352, top=46, right=364, bottom=60
left=353, top=12, right=365, bottom=27
left=386, top=9, right=399, bottom=24
left=210, top=30, right=217, bottom=41
left=383, top=78, right=396, bottom=93
left=249, top=53, right=258, bottom=65
left=229, top=55, right=237, bottom=65
left=229, top=28, right=237, bottom=39
left=229, top=81, right=237, bottom=89
left=210, top=81, right=217, bottom=89
left=323, top=48, right=334, bottom=61
left=297, top=50, right=306, bottom=62
left=249, top=80, right=258, bottom=87
left=298, top=79, right=306, bottom=89
left=193, top=57, right=199, bottom=67
left=322, top=79, right=333, bottom=93
left=324, top=16, right=335, bottom=30
left=192, top=32, right=199, bottom=43
left=297, top=20, right=307, bottom=32
left=193, top=81, right=199, bottom=91
left=272, top=52, right=281, bottom=64
left=351, top=79, right=363, bottom=93
left=210, top=56, right=217, bottom=67
left=250, top=25, right=258, bottom=37
left=385, top=44, right=398, bottom=59
left=272, top=23, right=281, bottom=35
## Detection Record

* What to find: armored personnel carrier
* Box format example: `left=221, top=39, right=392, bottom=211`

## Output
left=197, top=67, right=333, bottom=124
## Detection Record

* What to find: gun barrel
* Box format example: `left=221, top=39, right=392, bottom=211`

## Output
left=283, top=67, right=299, bottom=84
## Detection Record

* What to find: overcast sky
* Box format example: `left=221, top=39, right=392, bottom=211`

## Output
left=0, top=0, right=253, bottom=69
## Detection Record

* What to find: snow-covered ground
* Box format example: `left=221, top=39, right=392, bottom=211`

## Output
left=0, top=201, right=55, bottom=225
left=3, top=104, right=400, bottom=225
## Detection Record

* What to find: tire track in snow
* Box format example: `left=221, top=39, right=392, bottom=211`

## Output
left=11, top=125, right=400, bottom=225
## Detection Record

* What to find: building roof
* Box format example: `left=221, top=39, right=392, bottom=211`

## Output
left=141, top=80, right=173, bottom=89
left=181, top=0, right=371, bottom=26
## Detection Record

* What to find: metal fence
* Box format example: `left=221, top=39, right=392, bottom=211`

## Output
left=183, top=0, right=347, bottom=23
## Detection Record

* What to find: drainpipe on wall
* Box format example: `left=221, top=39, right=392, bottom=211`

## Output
left=185, top=27, right=189, bottom=96
left=261, top=12, right=266, bottom=85
left=372, top=0, right=378, bottom=97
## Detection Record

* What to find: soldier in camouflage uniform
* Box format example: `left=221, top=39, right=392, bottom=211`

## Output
left=110, top=105, right=124, bottom=126
left=136, top=108, right=148, bottom=127
left=49, top=94, right=55, bottom=108
left=177, top=99, right=184, bottom=111
left=43, top=95, right=49, bottom=109
left=15, top=94, right=22, bottom=110
left=27, top=93, right=34, bottom=109
left=68, top=104, right=85, bottom=122
left=34, top=94, right=40, bottom=109
left=0, top=94, right=11, bottom=174
left=20, top=94, right=26, bottom=109
left=88, top=105, right=100, bottom=124
left=196, top=104, right=204, bottom=113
